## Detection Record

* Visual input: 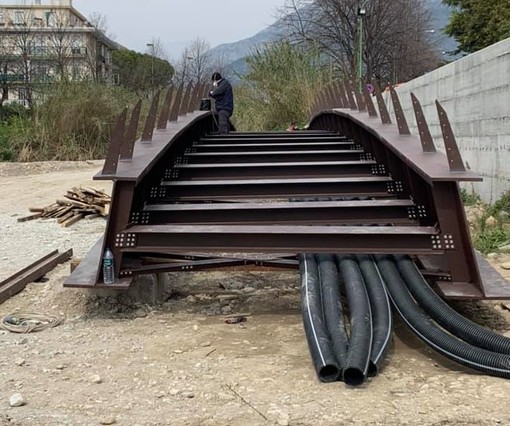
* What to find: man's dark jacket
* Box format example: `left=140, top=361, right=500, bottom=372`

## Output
left=210, top=78, right=234, bottom=115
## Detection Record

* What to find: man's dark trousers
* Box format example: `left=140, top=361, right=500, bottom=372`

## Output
left=218, top=109, right=231, bottom=134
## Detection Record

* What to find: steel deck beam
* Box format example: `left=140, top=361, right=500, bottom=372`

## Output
left=183, top=150, right=366, bottom=164
left=158, top=176, right=393, bottom=200
left=121, top=224, right=439, bottom=254
left=143, top=199, right=415, bottom=225
left=193, top=142, right=355, bottom=152
left=172, top=161, right=378, bottom=179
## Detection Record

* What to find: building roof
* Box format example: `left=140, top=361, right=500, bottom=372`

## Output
left=0, top=1, right=118, bottom=49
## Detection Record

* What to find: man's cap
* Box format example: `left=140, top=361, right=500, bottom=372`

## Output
left=211, top=72, right=222, bottom=81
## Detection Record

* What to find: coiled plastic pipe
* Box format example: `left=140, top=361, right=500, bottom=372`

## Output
left=356, top=254, right=393, bottom=377
left=395, top=255, right=510, bottom=355
left=317, top=254, right=349, bottom=374
left=299, top=254, right=341, bottom=382
left=336, top=255, right=373, bottom=386
left=375, top=255, right=510, bottom=379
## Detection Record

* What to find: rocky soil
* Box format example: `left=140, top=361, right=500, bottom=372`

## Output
left=1, top=161, right=510, bottom=426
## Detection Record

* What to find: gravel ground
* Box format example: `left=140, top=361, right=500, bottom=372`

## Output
left=0, top=161, right=110, bottom=280
left=1, top=161, right=510, bottom=426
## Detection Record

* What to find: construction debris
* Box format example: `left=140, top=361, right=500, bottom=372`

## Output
left=18, top=187, right=111, bottom=227
left=0, top=249, right=73, bottom=305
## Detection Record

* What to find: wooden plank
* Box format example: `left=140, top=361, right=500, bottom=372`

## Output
left=49, top=206, right=69, bottom=218
left=57, top=210, right=76, bottom=224
left=17, top=213, right=42, bottom=223
left=61, top=213, right=84, bottom=228
left=0, top=249, right=73, bottom=305
left=85, top=214, right=101, bottom=220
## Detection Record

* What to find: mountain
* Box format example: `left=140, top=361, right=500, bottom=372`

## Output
left=211, top=23, right=286, bottom=68
left=210, top=0, right=458, bottom=78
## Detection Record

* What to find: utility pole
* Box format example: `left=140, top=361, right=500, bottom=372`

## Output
left=357, top=4, right=367, bottom=93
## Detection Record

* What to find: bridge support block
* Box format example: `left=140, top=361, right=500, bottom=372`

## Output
left=88, top=273, right=166, bottom=305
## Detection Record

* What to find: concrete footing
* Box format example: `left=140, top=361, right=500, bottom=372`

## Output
left=90, top=273, right=168, bottom=305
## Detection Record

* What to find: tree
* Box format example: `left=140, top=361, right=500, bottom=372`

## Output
left=173, top=38, right=225, bottom=87
left=113, top=48, right=174, bottom=95
left=279, top=0, right=440, bottom=84
left=443, top=0, right=510, bottom=54
left=236, top=41, right=328, bottom=130
left=1, top=9, right=38, bottom=108
left=46, top=9, right=83, bottom=80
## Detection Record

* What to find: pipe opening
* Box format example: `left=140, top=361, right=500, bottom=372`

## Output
left=318, top=365, right=340, bottom=383
left=367, top=361, right=378, bottom=378
left=343, top=368, right=365, bottom=386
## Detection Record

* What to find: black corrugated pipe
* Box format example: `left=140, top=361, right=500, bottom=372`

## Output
left=336, top=255, right=372, bottom=386
left=375, top=255, right=510, bottom=379
left=395, top=255, right=510, bottom=355
left=299, top=254, right=341, bottom=382
left=356, top=254, right=393, bottom=377
left=317, top=254, right=349, bottom=375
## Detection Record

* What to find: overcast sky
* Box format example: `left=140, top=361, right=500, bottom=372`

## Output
left=72, top=0, right=285, bottom=59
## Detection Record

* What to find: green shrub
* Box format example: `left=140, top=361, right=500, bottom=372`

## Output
left=4, top=81, right=140, bottom=161
left=460, top=187, right=481, bottom=206
left=474, top=226, right=509, bottom=255
left=0, top=125, right=14, bottom=161
left=0, top=103, right=30, bottom=123
left=487, top=190, right=510, bottom=218
left=235, top=41, right=330, bottom=131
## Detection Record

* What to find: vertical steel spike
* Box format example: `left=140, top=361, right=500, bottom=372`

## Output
left=169, top=84, right=184, bottom=122
left=390, top=86, right=410, bottom=135
left=436, top=100, right=466, bottom=172
left=187, top=83, right=200, bottom=113
left=338, top=83, right=349, bottom=108
left=179, top=83, right=193, bottom=116
left=157, top=86, right=174, bottom=129
left=102, top=107, right=127, bottom=174
left=352, top=81, right=366, bottom=112
left=141, top=90, right=161, bottom=142
left=343, top=82, right=357, bottom=110
left=411, top=93, right=437, bottom=153
left=317, top=89, right=326, bottom=112
left=329, top=84, right=338, bottom=108
left=374, top=82, right=391, bottom=124
left=202, top=82, right=210, bottom=100
left=120, top=99, right=142, bottom=161
left=325, top=85, right=335, bottom=109
left=363, top=82, right=378, bottom=117
left=192, top=82, right=204, bottom=111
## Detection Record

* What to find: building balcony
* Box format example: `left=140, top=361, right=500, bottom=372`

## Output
left=0, top=74, right=25, bottom=83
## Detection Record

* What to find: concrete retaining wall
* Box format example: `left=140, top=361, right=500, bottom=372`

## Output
left=388, top=37, right=510, bottom=203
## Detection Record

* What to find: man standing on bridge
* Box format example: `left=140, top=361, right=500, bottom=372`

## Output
left=209, top=72, right=234, bottom=134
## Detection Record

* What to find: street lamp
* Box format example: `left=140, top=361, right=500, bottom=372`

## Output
left=146, top=43, right=154, bottom=94
left=392, top=29, right=437, bottom=84
left=357, top=5, right=367, bottom=93
left=181, top=55, right=193, bottom=85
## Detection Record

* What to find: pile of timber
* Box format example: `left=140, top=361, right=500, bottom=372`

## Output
left=18, top=187, right=111, bottom=227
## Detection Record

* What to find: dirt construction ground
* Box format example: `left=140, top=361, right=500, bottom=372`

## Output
left=1, top=162, right=510, bottom=426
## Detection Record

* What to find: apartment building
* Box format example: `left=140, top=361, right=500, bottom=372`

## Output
left=0, top=0, right=118, bottom=106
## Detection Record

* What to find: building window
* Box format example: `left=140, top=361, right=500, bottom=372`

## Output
left=18, top=88, right=29, bottom=105
left=45, top=11, right=56, bottom=27
left=71, top=41, right=86, bottom=55
left=14, top=10, right=25, bottom=25
left=29, top=42, right=48, bottom=57
left=0, top=10, right=5, bottom=25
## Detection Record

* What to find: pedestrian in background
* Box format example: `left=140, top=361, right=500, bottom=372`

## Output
left=209, top=72, right=234, bottom=134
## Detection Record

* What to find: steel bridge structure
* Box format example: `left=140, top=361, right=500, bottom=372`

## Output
left=64, top=81, right=510, bottom=300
